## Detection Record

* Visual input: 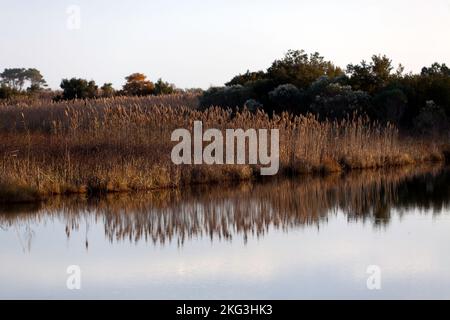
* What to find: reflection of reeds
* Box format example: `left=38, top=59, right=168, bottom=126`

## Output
left=0, top=94, right=445, bottom=203
left=0, top=164, right=446, bottom=246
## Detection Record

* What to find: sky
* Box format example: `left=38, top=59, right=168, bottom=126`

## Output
left=1, top=0, right=450, bottom=90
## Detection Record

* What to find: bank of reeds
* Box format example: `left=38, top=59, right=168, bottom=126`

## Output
left=0, top=94, right=446, bottom=203
left=0, top=164, right=446, bottom=246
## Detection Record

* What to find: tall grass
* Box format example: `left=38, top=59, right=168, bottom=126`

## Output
left=0, top=94, right=445, bottom=202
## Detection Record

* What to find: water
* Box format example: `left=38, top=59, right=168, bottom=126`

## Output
left=1, top=165, right=450, bottom=299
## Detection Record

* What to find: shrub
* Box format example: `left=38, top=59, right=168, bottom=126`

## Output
left=0, top=84, right=17, bottom=100
left=100, top=83, right=115, bottom=98
left=244, top=99, right=263, bottom=112
left=310, top=83, right=370, bottom=119
left=372, top=88, right=408, bottom=124
left=413, top=101, right=449, bottom=135
left=199, top=85, right=252, bottom=109
left=58, top=78, right=98, bottom=100
left=154, top=78, right=175, bottom=95
left=268, top=84, right=304, bottom=114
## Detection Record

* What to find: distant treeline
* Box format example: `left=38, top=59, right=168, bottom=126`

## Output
left=2, top=50, right=450, bottom=133
left=201, top=50, right=450, bottom=134
left=0, top=69, right=200, bottom=101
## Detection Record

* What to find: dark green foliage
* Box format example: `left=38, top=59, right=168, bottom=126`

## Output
left=0, top=68, right=27, bottom=90
left=309, top=81, right=370, bottom=120
left=226, top=70, right=267, bottom=86
left=154, top=78, right=175, bottom=95
left=0, top=68, right=48, bottom=99
left=24, top=68, right=47, bottom=91
left=413, top=101, right=449, bottom=135
left=346, top=55, right=394, bottom=94
left=59, top=78, right=98, bottom=100
left=372, top=88, right=408, bottom=124
left=267, top=50, right=344, bottom=89
left=0, top=84, right=18, bottom=99
left=268, top=84, right=304, bottom=114
left=100, top=83, right=115, bottom=98
left=198, top=49, right=450, bottom=133
left=199, top=85, right=253, bottom=109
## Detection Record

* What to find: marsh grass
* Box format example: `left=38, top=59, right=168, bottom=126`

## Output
left=0, top=94, right=445, bottom=203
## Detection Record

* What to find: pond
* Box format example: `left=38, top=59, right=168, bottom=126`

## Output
left=1, top=165, right=450, bottom=299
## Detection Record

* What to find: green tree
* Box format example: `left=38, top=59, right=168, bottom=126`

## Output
left=59, top=78, right=98, bottom=100
left=346, top=55, right=394, bottom=93
left=0, top=68, right=27, bottom=90
left=154, top=78, right=175, bottom=95
left=226, top=70, right=267, bottom=86
left=100, top=83, right=115, bottom=98
left=267, top=50, right=343, bottom=89
left=25, top=68, right=48, bottom=92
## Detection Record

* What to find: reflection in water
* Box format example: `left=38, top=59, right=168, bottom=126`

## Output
left=0, top=165, right=449, bottom=248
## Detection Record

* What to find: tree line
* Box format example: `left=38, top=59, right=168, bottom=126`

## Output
left=2, top=50, right=450, bottom=134
left=201, top=50, right=450, bottom=134
left=0, top=70, right=177, bottom=100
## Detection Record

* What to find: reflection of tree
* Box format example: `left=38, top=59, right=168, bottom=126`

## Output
left=0, top=165, right=448, bottom=247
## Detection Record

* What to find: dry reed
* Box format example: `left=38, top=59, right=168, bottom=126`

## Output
left=0, top=94, right=445, bottom=203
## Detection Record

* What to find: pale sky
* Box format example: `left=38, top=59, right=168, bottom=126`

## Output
left=1, top=0, right=450, bottom=90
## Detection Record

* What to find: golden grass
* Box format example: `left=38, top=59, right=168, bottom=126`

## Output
left=0, top=94, right=446, bottom=203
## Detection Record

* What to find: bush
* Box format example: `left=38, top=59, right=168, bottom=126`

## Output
left=244, top=99, right=263, bottom=112
left=100, top=83, right=115, bottom=98
left=268, top=84, right=304, bottom=114
left=372, top=88, right=407, bottom=124
left=58, top=78, right=98, bottom=100
left=154, top=78, right=175, bottom=95
left=199, top=85, right=252, bottom=109
left=310, top=83, right=370, bottom=119
left=0, top=84, right=17, bottom=100
left=413, top=101, right=449, bottom=135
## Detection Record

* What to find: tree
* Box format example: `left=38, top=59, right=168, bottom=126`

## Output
left=346, top=55, right=394, bottom=93
left=122, top=73, right=154, bottom=96
left=309, top=82, right=371, bottom=120
left=59, top=78, right=98, bottom=100
left=199, top=85, right=252, bottom=109
left=413, top=100, right=449, bottom=135
left=421, top=63, right=450, bottom=77
left=154, top=78, right=175, bottom=95
left=372, top=88, right=408, bottom=124
left=100, top=83, right=115, bottom=98
left=0, top=68, right=47, bottom=92
left=267, top=50, right=343, bottom=89
left=0, top=68, right=27, bottom=90
left=25, top=68, right=47, bottom=92
left=226, top=70, right=267, bottom=86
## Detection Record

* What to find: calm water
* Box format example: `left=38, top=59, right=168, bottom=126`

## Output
left=1, top=165, right=450, bottom=299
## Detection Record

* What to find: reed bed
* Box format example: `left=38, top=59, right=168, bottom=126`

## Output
left=0, top=94, right=445, bottom=203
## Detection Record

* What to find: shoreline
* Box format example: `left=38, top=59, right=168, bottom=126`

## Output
left=1, top=159, right=446, bottom=205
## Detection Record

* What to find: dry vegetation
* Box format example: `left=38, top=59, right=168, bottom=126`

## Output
left=0, top=94, right=446, bottom=203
